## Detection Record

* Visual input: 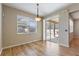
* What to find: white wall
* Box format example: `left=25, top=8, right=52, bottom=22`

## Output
left=59, top=10, right=69, bottom=47
left=0, top=3, right=2, bottom=54
left=74, top=20, right=79, bottom=38
left=3, top=5, right=43, bottom=48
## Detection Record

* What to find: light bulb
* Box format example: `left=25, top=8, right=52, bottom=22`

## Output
left=35, top=17, right=41, bottom=21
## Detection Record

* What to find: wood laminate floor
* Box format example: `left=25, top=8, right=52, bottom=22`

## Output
left=1, top=38, right=79, bottom=56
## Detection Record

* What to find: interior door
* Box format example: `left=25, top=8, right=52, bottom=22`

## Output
left=59, top=10, right=69, bottom=47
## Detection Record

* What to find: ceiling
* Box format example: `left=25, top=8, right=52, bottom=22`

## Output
left=3, top=3, right=71, bottom=17
left=70, top=11, right=79, bottom=20
left=68, top=4, right=79, bottom=20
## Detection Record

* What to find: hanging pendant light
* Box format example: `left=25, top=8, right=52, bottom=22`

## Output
left=35, top=3, right=42, bottom=21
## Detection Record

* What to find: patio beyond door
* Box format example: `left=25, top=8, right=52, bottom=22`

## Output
left=46, top=20, right=59, bottom=43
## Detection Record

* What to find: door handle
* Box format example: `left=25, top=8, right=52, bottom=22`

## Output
left=65, top=29, right=67, bottom=32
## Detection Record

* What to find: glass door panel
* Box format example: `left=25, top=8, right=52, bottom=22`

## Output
left=46, top=21, right=59, bottom=40
left=50, top=23, right=55, bottom=39
left=55, top=24, right=59, bottom=38
left=46, top=22, right=51, bottom=40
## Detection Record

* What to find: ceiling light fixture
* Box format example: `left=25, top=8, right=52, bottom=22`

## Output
left=35, top=3, right=43, bottom=21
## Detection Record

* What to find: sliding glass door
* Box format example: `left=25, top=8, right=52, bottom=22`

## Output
left=55, top=24, right=59, bottom=38
left=46, top=20, right=59, bottom=42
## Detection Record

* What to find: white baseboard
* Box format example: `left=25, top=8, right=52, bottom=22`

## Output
left=3, top=39, right=41, bottom=49
left=59, top=43, right=69, bottom=47
left=0, top=48, right=2, bottom=55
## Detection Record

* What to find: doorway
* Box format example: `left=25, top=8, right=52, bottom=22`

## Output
left=43, top=11, right=70, bottom=47
left=45, top=18, right=59, bottom=43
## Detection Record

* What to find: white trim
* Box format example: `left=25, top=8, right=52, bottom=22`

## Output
left=59, top=43, right=69, bottom=47
left=3, top=39, right=41, bottom=49
left=43, top=20, right=46, bottom=40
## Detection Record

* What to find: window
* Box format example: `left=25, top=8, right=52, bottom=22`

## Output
left=70, top=19, right=73, bottom=32
left=17, top=15, right=37, bottom=34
